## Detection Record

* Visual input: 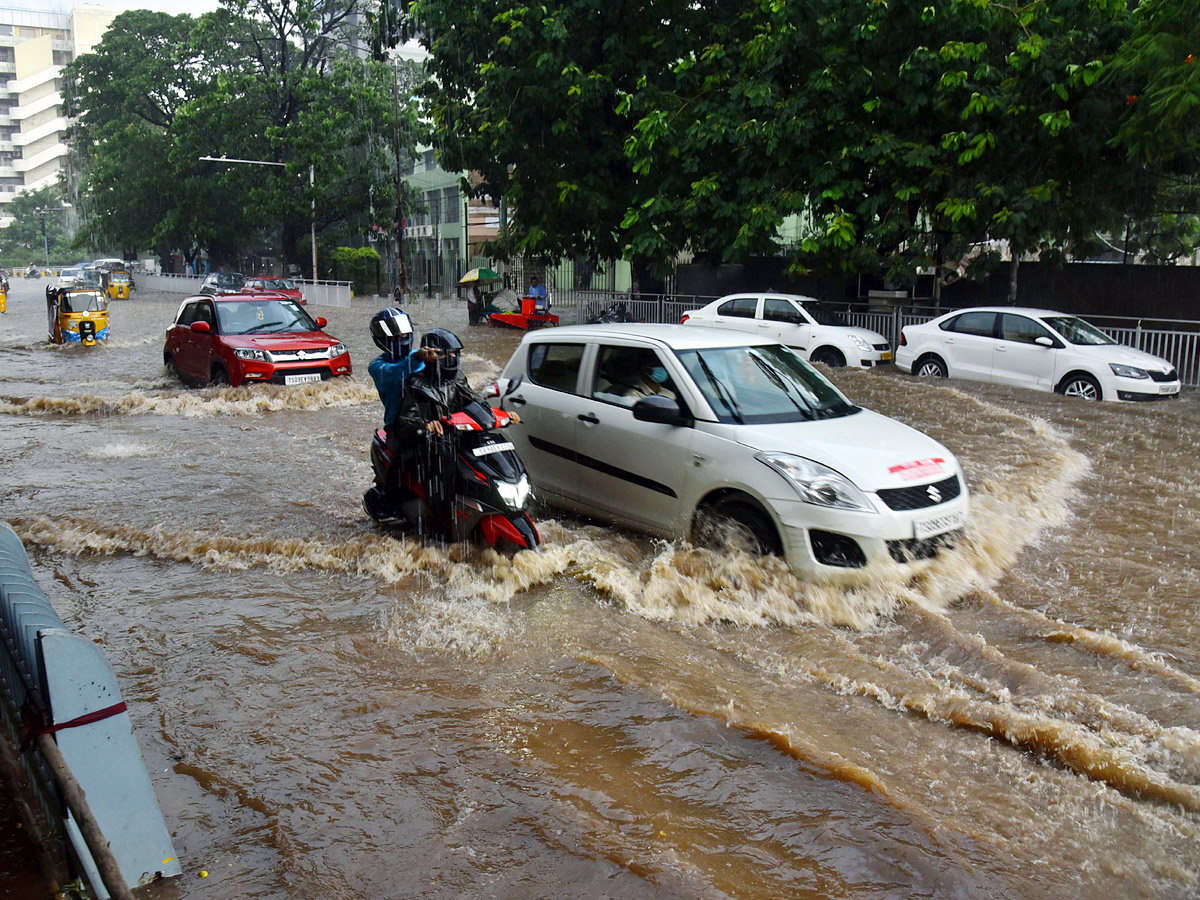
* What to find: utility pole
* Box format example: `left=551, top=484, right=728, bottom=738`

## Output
left=392, top=61, right=409, bottom=295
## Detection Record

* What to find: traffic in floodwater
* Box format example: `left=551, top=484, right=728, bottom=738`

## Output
left=1, top=278, right=1198, bottom=899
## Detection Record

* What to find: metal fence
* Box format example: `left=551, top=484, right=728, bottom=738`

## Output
left=136, top=273, right=352, bottom=307
left=548, top=289, right=1200, bottom=388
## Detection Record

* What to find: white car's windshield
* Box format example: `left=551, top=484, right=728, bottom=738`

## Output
left=215, top=299, right=316, bottom=334
left=1043, top=316, right=1116, bottom=346
left=677, top=344, right=858, bottom=423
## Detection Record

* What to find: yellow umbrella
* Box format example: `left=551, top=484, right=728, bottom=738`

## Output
left=458, top=267, right=502, bottom=286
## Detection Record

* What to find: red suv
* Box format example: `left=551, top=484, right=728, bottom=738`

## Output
left=164, top=294, right=352, bottom=386
left=243, top=275, right=305, bottom=304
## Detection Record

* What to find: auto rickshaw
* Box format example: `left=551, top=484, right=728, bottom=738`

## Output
left=46, top=285, right=109, bottom=345
left=106, top=269, right=132, bottom=300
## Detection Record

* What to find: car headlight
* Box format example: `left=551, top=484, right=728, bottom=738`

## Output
left=1109, top=363, right=1149, bottom=380
left=234, top=347, right=270, bottom=362
left=849, top=334, right=873, bottom=352
left=496, top=475, right=531, bottom=510
left=331, top=342, right=347, bottom=357
left=756, top=453, right=876, bottom=512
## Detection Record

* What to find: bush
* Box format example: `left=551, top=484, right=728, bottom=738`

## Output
left=327, top=246, right=381, bottom=295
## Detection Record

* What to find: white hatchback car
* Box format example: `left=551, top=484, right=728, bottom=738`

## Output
left=895, top=306, right=1181, bottom=401
left=681, top=292, right=892, bottom=368
left=491, top=324, right=969, bottom=577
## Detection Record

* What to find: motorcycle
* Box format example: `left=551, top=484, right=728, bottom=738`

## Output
left=363, top=379, right=540, bottom=552
left=25, top=264, right=40, bottom=279
left=585, top=300, right=637, bottom=324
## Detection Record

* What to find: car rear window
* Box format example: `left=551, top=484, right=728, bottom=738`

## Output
left=717, top=297, right=758, bottom=318
left=527, top=343, right=584, bottom=392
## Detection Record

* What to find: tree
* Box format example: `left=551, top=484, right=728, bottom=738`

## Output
left=0, top=187, right=71, bottom=263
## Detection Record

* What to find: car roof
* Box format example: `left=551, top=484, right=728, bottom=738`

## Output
left=939, top=306, right=1068, bottom=317
left=520, top=322, right=777, bottom=350
left=714, top=292, right=822, bottom=303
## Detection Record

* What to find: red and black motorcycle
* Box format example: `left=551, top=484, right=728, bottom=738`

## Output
left=363, top=383, right=540, bottom=552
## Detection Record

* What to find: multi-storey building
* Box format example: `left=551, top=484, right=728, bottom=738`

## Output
left=0, top=4, right=117, bottom=226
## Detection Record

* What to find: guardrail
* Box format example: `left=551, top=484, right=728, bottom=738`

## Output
left=137, top=273, right=353, bottom=307
left=0, top=522, right=181, bottom=898
left=552, top=290, right=1200, bottom=388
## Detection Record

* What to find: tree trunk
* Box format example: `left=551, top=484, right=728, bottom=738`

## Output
left=1007, top=255, right=1020, bottom=304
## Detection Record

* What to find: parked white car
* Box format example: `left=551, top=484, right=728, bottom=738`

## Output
left=895, top=306, right=1181, bottom=401
left=490, top=324, right=968, bottom=577
left=680, top=292, right=892, bottom=368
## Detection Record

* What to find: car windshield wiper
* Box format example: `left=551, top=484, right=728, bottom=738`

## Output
left=750, top=354, right=814, bottom=418
left=695, top=354, right=744, bottom=423
left=241, top=321, right=286, bottom=333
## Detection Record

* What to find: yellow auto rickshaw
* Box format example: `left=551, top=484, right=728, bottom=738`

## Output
left=46, top=286, right=109, bottom=345
left=107, top=270, right=132, bottom=300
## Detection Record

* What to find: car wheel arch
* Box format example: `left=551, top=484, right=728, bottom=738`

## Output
left=810, top=345, right=846, bottom=367
left=1056, top=369, right=1103, bottom=400
left=913, top=353, right=948, bottom=378
left=691, top=488, right=784, bottom=557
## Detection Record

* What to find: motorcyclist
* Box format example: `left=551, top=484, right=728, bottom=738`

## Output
left=365, top=308, right=440, bottom=511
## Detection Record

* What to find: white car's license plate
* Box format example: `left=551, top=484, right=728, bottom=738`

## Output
left=880, top=351, right=893, bottom=361
left=914, top=508, right=965, bottom=539
left=285, top=373, right=322, bottom=386
left=1159, top=384, right=1177, bottom=394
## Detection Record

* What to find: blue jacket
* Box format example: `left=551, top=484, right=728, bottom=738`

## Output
left=368, top=350, right=425, bottom=427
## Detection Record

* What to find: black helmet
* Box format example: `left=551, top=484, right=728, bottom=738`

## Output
left=420, top=328, right=463, bottom=384
left=370, top=307, right=414, bottom=360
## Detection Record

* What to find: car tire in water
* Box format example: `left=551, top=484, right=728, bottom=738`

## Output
left=1059, top=372, right=1101, bottom=400
left=694, top=495, right=783, bottom=557
left=914, top=355, right=948, bottom=378
left=164, top=353, right=181, bottom=383
left=210, top=365, right=230, bottom=386
left=810, top=347, right=846, bottom=368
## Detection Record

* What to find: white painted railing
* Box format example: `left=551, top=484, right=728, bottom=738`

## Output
left=136, top=273, right=352, bottom=307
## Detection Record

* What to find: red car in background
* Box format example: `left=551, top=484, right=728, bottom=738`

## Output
left=163, top=293, right=351, bottom=386
left=243, top=275, right=305, bottom=304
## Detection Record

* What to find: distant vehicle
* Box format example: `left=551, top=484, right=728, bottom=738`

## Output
left=107, top=270, right=132, bottom=300
left=163, top=293, right=351, bottom=387
left=243, top=275, right=305, bottom=304
left=199, top=272, right=246, bottom=296
left=46, top=286, right=109, bottom=345
left=681, top=292, right=892, bottom=368
left=490, top=323, right=968, bottom=577
left=895, top=306, right=1181, bottom=401
left=55, top=266, right=86, bottom=288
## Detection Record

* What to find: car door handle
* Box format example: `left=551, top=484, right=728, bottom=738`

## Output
left=508, top=395, right=526, bottom=406
left=578, top=413, right=599, bottom=424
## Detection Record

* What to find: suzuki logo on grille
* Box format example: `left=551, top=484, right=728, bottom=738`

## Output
left=926, top=484, right=942, bottom=503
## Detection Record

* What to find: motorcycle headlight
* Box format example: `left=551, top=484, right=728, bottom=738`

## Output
left=496, top=475, right=531, bottom=510
left=756, top=453, right=876, bottom=512
left=1109, top=363, right=1149, bottom=380
left=234, top=347, right=270, bottom=362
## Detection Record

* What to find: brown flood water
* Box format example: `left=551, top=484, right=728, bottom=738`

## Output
left=1, top=279, right=1198, bottom=899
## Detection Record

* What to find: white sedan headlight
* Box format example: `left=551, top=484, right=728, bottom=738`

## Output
left=1109, top=363, right=1149, bottom=380
left=849, top=334, right=873, bottom=352
left=756, top=453, right=876, bottom=512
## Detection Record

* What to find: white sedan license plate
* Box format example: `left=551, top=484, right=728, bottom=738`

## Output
left=285, top=373, right=322, bottom=386
left=1159, top=384, right=1176, bottom=395
left=914, top=508, right=965, bottom=539
left=881, top=351, right=893, bottom=361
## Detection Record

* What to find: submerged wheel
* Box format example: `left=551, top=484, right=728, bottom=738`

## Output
left=810, top=347, right=846, bottom=368
left=1060, top=373, right=1101, bottom=400
left=164, top=353, right=181, bottom=382
left=694, top=495, right=782, bottom=557
left=210, top=365, right=230, bottom=386
left=914, top=355, right=948, bottom=378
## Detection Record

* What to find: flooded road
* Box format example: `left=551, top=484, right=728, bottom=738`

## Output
left=1, top=278, right=1198, bottom=899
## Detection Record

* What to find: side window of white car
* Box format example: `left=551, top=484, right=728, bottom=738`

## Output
left=717, top=297, right=758, bottom=318
left=592, top=345, right=678, bottom=407
left=527, top=342, right=584, bottom=393
left=943, top=311, right=996, bottom=337
left=763, top=299, right=803, bottom=324
left=999, top=314, right=1053, bottom=345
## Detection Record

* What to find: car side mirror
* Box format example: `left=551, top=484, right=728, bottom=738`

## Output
left=315, top=316, right=328, bottom=328
left=190, top=320, right=211, bottom=333
left=1035, top=336, right=1054, bottom=347
left=633, top=394, right=690, bottom=426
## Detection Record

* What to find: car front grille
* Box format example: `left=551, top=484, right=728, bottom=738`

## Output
left=1150, top=368, right=1178, bottom=383
left=876, top=475, right=962, bottom=511
left=873, top=342, right=890, bottom=352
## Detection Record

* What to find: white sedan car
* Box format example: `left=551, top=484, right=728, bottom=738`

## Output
left=895, top=306, right=1181, bottom=401
left=491, top=324, right=968, bottom=578
left=681, top=292, right=892, bottom=368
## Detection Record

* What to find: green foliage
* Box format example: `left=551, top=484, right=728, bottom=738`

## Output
left=328, top=245, right=382, bottom=293
left=65, top=2, right=420, bottom=272
left=0, top=187, right=72, bottom=263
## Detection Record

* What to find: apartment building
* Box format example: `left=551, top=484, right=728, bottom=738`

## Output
left=0, top=4, right=117, bottom=225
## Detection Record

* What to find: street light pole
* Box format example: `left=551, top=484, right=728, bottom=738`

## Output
left=199, top=155, right=318, bottom=280
left=34, top=204, right=72, bottom=269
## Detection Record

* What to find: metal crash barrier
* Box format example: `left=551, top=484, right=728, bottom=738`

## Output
left=138, top=272, right=352, bottom=307
left=0, top=523, right=181, bottom=899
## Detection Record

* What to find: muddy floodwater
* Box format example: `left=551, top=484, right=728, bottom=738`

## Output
left=1, top=278, right=1198, bottom=899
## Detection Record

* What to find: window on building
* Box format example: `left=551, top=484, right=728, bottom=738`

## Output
left=426, top=189, right=441, bottom=222
left=443, top=187, right=459, bottom=224
left=0, top=47, right=14, bottom=63
left=52, top=51, right=73, bottom=67
left=422, top=149, right=436, bottom=169
left=0, top=26, right=13, bottom=37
